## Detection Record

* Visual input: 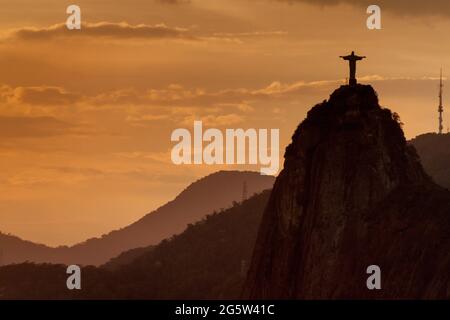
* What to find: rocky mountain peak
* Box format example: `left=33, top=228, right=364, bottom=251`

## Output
left=244, top=84, right=450, bottom=299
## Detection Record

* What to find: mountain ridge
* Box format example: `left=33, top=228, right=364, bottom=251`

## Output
left=0, top=170, right=274, bottom=266
left=0, top=190, right=271, bottom=299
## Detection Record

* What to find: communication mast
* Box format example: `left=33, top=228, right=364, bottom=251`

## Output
left=438, top=69, right=444, bottom=134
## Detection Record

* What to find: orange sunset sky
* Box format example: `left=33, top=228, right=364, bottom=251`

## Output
left=1, top=0, right=450, bottom=246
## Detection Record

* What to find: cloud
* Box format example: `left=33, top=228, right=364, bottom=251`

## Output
left=89, top=76, right=441, bottom=109
left=8, top=22, right=197, bottom=41
left=49, top=166, right=105, bottom=176
left=88, top=82, right=304, bottom=108
left=5, top=165, right=107, bottom=187
left=126, top=114, right=172, bottom=122
left=3, top=86, right=81, bottom=106
left=277, top=0, right=450, bottom=17
left=15, top=165, right=190, bottom=187
left=4, top=21, right=288, bottom=46
left=0, top=116, right=75, bottom=138
left=206, top=31, right=288, bottom=43
left=156, top=0, right=190, bottom=4
left=1, top=76, right=438, bottom=111
left=0, top=76, right=439, bottom=134
left=212, top=31, right=288, bottom=38
left=180, top=113, right=245, bottom=126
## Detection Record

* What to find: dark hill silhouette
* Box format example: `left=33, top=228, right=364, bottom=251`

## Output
left=109, top=190, right=270, bottom=299
left=102, top=246, right=154, bottom=271
left=410, top=133, right=450, bottom=189
left=244, top=84, right=450, bottom=299
left=0, top=233, right=57, bottom=266
left=0, top=171, right=274, bottom=266
left=0, top=190, right=270, bottom=299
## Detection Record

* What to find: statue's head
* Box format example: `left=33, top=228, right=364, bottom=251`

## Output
left=351, top=51, right=355, bottom=54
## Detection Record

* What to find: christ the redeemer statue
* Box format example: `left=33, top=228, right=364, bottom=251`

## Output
left=340, top=51, right=366, bottom=86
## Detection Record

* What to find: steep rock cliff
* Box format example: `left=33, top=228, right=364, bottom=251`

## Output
left=244, top=84, right=450, bottom=299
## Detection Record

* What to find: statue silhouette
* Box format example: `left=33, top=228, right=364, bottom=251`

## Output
left=340, top=51, right=366, bottom=86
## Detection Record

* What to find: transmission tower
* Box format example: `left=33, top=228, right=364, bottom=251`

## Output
left=438, top=69, right=444, bottom=134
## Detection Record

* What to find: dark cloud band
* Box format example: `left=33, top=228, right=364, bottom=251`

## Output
left=10, top=22, right=196, bottom=41
left=277, top=0, right=450, bottom=17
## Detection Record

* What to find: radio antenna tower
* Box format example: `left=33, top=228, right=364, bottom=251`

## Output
left=438, top=68, right=444, bottom=134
